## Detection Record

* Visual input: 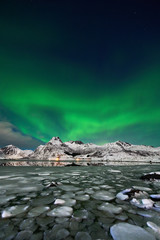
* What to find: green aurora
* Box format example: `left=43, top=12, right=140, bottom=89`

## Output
left=0, top=1, right=160, bottom=148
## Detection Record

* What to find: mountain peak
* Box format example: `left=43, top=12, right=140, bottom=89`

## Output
left=115, top=140, right=131, bottom=147
left=66, top=140, right=84, bottom=145
left=2, top=144, right=18, bottom=149
left=49, top=136, right=63, bottom=145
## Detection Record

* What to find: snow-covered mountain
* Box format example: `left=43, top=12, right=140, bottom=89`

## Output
left=0, top=145, right=33, bottom=159
left=28, top=137, right=75, bottom=160
left=0, top=137, right=160, bottom=164
left=26, top=137, right=160, bottom=162
left=65, top=140, right=160, bottom=162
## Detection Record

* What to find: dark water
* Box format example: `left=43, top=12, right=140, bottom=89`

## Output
left=0, top=165, right=160, bottom=240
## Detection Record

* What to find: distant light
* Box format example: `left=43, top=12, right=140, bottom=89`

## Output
left=56, top=156, right=60, bottom=161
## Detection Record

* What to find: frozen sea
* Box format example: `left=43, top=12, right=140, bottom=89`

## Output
left=0, top=165, right=160, bottom=240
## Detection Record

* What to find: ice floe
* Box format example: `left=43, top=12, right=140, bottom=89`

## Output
left=110, top=222, right=156, bottom=240
left=47, top=206, right=73, bottom=217
left=98, top=202, right=122, bottom=214
left=92, top=190, right=115, bottom=201
left=2, top=205, right=29, bottom=218
left=28, top=206, right=50, bottom=217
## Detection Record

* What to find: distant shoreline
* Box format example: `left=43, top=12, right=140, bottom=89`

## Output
left=0, top=159, right=159, bottom=167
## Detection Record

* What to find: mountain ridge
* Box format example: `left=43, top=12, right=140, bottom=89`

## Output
left=0, top=137, right=160, bottom=164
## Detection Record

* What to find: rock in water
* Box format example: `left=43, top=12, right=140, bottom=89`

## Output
left=116, top=187, right=149, bottom=202
left=110, top=223, right=156, bottom=240
left=140, top=172, right=160, bottom=181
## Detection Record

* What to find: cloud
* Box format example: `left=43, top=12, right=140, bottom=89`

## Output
left=0, top=121, right=43, bottom=149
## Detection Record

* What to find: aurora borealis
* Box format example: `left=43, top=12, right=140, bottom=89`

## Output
left=0, top=1, right=160, bottom=148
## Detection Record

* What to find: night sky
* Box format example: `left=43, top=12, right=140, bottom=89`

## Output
left=0, top=0, right=160, bottom=149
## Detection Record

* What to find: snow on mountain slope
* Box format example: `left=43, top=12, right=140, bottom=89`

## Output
left=0, top=145, right=33, bottom=159
left=0, top=137, right=160, bottom=162
left=101, top=141, right=160, bottom=161
left=49, top=136, right=63, bottom=145
left=64, top=140, right=160, bottom=161
left=28, top=137, right=74, bottom=160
